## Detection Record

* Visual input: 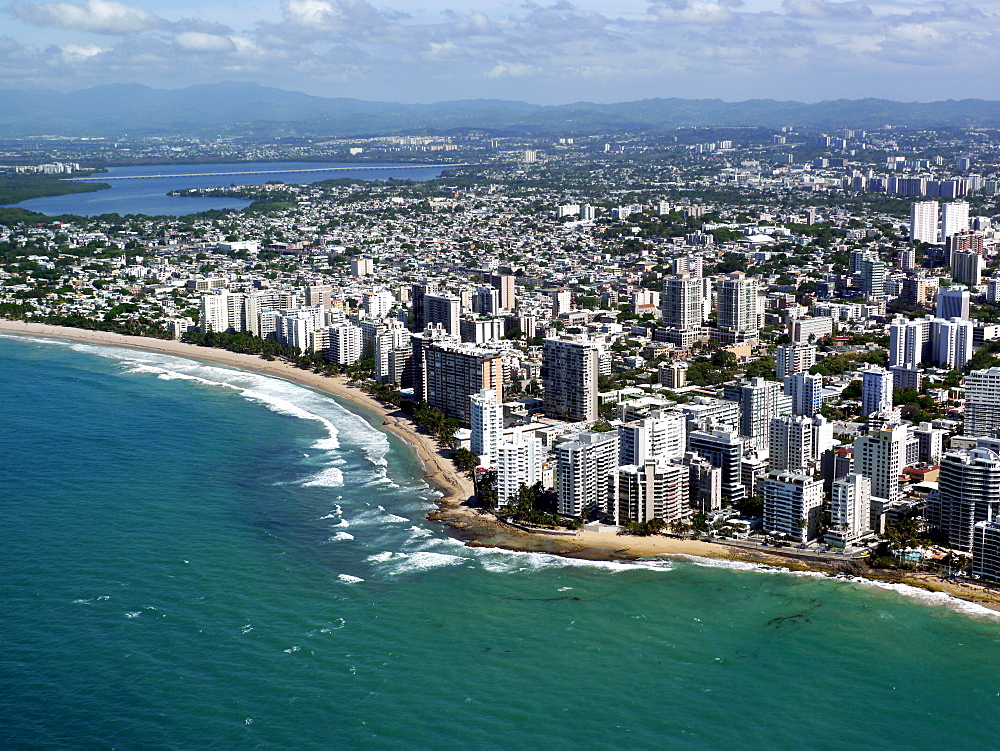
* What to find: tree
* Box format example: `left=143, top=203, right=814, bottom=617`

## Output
left=452, top=448, right=480, bottom=475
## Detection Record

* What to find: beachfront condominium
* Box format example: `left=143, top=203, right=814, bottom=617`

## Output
left=419, top=341, right=504, bottom=427
left=910, top=200, right=939, bottom=244
left=495, top=429, right=544, bottom=507
left=683, top=452, right=723, bottom=513
left=828, top=474, right=872, bottom=547
left=775, top=343, right=816, bottom=379
left=326, top=323, right=363, bottom=365
left=972, top=518, right=1000, bottom=581
left=965, top=368, right=1000, bottom=438
left=470, top=389, right=504, bottom=468
left=613, top=461, right=690, bottom=526
left=853, top=424, right=908, bottom=504
left=619, top=409, right=686, bottom=466
left=861, top=366, right=894, bottom=416
left=761, top=470, right=824, bottom=543
left=555, top=430, right=619, bottom=518
left=723, top=377, right=792, bottom=453
left=716, top=272, right=760, bottom=337
left=661, top=273, right=709, bottom=331
left=784, top=372, right=823, bottom=416
left=542, top=337, right=600, bottom=422
left=927, top=448, right=1000, bottom=552
left=687, top=428, right=745, bottom=504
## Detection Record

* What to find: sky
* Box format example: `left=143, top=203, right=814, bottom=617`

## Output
left=2, top=0, right=999, bottom=103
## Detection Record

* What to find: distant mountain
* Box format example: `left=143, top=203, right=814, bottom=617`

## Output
left=4, top=82, right=1000, bottom=137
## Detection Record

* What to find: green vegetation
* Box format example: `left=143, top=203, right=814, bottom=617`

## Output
left=0, top=173, right=109, bottom=206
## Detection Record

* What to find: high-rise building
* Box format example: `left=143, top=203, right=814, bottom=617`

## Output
left=485, top=273, right=516, bottom=312
left=769, top=414, right=815, bottom=474
left=716, top=272, right=759, bottom=336
left=614, top=461, right=690, bottom=526
left=789, top=316, right=834, bottom=344
left=776, top=343, right=816, bottom=379
left=470, top=389, right=504, bottom=467
left=350, top=257, right=374, bottom=276
left=683, top=451, right=723, bottom=513
left=910, top=422, right=944, bottom=465
left=860, top=257, right=887, bottom=298
left=951, top=250, right=984, bottom=287
left=420, top=341, right=504, bottom=426
left=828, top=474, right=872, bottom=546
left=937, top=317, right=974, bottom=370
left=305, top=285, right=333, bottom=309
left=555, top=431, right=619, bottom=517
left=723, top=377, right=792, bottom=452
left=327, top=322, right=363, bottom=365
left=687, top=429, right=745, bottom=503
left=661, top=273, right=708, bottom=331
left=909, top=200, right=939, bottom=244
left=495, top=429, right=545, bottom=506
left=860, top=366, right=894, bottom=416
left=619, top=410, right=686, bottom=465
left=424, top=293, right=461, bottom=337
left=937, top=288, right=971, bottom=320
left=930, top=448, right=1000, bottom=551
left=853, top=424, right=908, bottom=504
left=889, top=316, right=929, bottom=368
left=761, top=470, right=825, bottom=543
left=941, top=200, right=970, bottom=240
left=542, top=337, right=600, bottom=422
left=784, top=372, right=823, bottom=416
left=410, top=281, right=438, bottom=332
left=965, top=368, right=1000, bottom=438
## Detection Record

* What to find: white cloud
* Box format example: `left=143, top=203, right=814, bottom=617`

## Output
left=485, top=61, right=541, bottom=78
left=9, top=0, right=164, bottom=34
left=174, top=32, right=236, bottom=53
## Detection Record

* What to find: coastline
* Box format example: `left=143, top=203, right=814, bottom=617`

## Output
left=4, top=319, right=1000, bottom=615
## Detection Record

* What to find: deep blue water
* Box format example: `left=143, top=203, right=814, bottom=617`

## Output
left=4, top=161, right=454, bottom=216
left=2, top=333, right=1000, bottom=750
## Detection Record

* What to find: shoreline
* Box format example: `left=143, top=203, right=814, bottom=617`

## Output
left=4, top=319, right=1000, bottom=616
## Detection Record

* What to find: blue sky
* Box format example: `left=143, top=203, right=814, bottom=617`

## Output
left=2, top=0, right=997, bottom=103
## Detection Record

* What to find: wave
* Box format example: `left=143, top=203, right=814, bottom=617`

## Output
left=337, top=574, right=364, bottom=584
left=676, top=555, right=1000, bottom=620
left=327, top=532, right=355, bottom=542
left=299, top=467, right=345, bottom=488
left=367, top=550, right=468, bottom=576
left=22, top=339, right=404, bottom=489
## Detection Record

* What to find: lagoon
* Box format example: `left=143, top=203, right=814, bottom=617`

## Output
left=4, top=161, right=456, bottom=217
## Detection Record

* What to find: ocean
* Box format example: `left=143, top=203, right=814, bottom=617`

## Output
left=4, top=162, right=455, bottom=216
left=2, top=334, right=1000, bottom=750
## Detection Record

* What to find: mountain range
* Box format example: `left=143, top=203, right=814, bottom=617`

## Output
left=5, top=82, right=1000, bottom=138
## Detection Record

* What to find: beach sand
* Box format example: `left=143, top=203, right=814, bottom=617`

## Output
left=4, top=320, right=1000, bottom=613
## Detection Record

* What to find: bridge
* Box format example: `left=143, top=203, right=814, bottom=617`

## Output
left=73, top=164, right=468, bottom=181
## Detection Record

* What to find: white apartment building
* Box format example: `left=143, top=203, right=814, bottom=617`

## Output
left=861, top=366, right=894, bottom=416
left=965, top=368, right=1000, bottom=438
left=470, top=389, right=504, bottom=468
left=941, top=200, right=970, bottom=240
left=556, top=430, right=619, bottom=517
left=614, top=461, right=690, bottom=526
left=496, top=429, right=545, bottom=506
left=828, top=473, right=872, bottom=546
left=910, top=200, right=939, bottom=244
left=769, top=414, right=815, bottom=474
left=618, top=409, right=686, bottom=465
left=853, top=424, right=908, bottom=504
left=775, top=343, right=816, bottom=378
left=761, top=470, right=825, bottom=543
left=542, top=337, right=600, bottom=422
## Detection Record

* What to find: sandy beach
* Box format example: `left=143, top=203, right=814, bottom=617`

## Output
left=5, top=319, right=1000, bottom=613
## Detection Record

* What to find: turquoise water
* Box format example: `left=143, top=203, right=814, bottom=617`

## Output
left=4, top=161, right=453, bottom=216
left=2, top=334, right=1000, bottom=749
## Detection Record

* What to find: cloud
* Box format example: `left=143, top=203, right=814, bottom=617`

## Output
left=174, top=32, right=236, bottom=53
left=485, top=61, right=541, bottom=78
left=9, top=0, right=164, bottom=34
left=649, top=0, right=744, bottom=25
